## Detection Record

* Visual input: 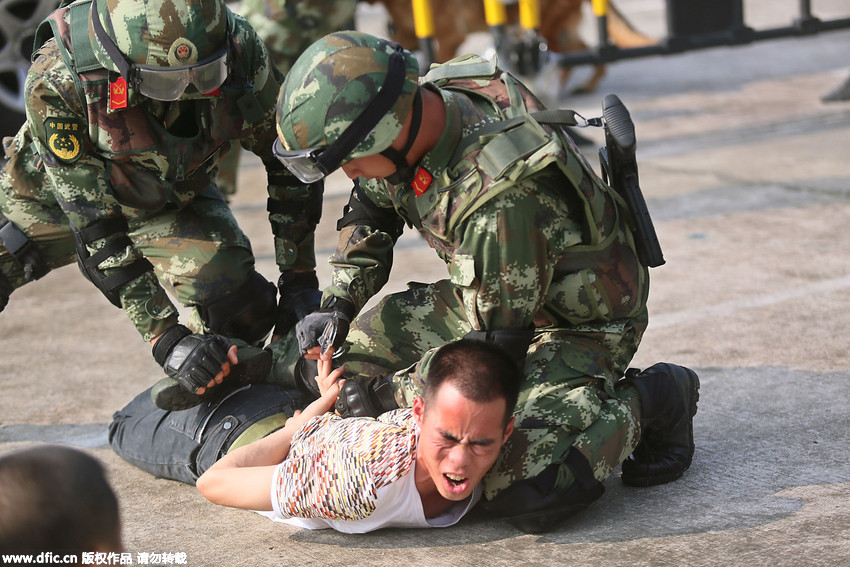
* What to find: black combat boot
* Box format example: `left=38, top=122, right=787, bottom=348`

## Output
left=620, top=362, right=700, bottom=487
left=482, top=448, right=605, bottom=534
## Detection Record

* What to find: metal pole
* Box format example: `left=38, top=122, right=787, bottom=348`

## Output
left=412, top=0, right=436, bottom=71
left=592, top=0, right=610, bottom=47
left=518, top=0, right=540, bottom=31
left=483, top=0, right=509, bottom=54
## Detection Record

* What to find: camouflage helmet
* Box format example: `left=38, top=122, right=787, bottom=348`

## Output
left=89, top=0, right=229, bottom=72
left=275, top=31, right=420, bottom=174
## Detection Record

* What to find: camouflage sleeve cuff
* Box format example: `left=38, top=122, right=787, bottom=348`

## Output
left=118, top=273, right=180, bottom=342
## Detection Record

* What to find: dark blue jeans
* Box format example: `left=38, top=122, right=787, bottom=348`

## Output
left=109, top=384, right=304, bottom=485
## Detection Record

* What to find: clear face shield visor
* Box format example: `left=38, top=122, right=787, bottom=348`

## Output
left=272, top=137, right=333, bottom=184
left=272, top=44, right=408, bottom=184
left=132, top=48, right=229, bottom=101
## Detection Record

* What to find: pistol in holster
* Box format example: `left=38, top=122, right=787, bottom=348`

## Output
left=597, top=94, right=665, bottom=268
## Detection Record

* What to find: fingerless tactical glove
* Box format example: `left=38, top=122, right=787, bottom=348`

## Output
left=335, top=374, right=399, bottom=418
left=294, top=296, right=355, bottom=354
left=152, top=324, right=232, bottom=394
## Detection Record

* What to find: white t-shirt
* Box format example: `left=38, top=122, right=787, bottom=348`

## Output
left=266, top=461, right=482, bottom=533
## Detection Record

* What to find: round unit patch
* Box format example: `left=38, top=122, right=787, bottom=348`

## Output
left=168, top=38, right=198, bottom=66
left=44, top=117, right=84, bottom=164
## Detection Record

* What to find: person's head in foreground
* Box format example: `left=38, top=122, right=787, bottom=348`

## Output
left=273, top=30, right=426, bottom=184
left=0, top=445, right=122, bottom=560
left=413, top=339, right=519, bottom=503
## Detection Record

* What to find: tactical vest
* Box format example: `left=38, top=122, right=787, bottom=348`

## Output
left=33, top=0, right=275, bottom=211
left=395, top=55, right=626, bottom=259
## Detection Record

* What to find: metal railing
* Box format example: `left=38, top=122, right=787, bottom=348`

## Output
left=408, top=0, right=850, bottom=72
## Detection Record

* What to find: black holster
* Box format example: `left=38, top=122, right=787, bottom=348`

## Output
left=598, top=94, right=665, bottom=268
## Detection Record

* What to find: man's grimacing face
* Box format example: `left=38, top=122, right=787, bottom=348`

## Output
left=413, top=383, right=514, bottom=502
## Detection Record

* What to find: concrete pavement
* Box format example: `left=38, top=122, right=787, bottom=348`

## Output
left=2, top=1, right=849, bottom=565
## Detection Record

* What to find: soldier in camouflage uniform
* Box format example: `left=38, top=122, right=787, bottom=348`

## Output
left=215, top=0, right=358, bottom=197
left=0, top=0, right=323, bottom=409
left=239, top=0, right=357, bottom=75
left=274, top=31, right=700, bottom=533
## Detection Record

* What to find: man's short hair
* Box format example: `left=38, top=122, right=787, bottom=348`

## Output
left=0, top=445, right=122, bottom=555
left=423, top=338, right=521, bottom=425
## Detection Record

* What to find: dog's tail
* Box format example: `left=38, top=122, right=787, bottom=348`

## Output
left=604, top=0, right=657, bottom=48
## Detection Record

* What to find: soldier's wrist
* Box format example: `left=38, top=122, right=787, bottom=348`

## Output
left=151, top=324, right=192, bottom=365
left=321, top=295, right=356, bottom=321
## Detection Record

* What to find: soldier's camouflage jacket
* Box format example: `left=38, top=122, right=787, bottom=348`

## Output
left=325, top=55, right=649, bottom=341
left=1, top=0, right=318, bottom=340
left=238, top=0, right=357, bottom=74
left=318, top=55, right=652, bottom=496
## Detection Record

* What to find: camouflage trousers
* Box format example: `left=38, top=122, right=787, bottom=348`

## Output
left=0, top=181, right=256, bottom=338
left=339, top=278, right=647, bottom=500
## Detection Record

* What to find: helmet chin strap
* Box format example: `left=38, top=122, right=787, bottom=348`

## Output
left=381, top=88, right=423, bottom=186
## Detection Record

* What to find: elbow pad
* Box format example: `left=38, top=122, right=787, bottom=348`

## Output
left=336, top=180, right=404, bottom=240
left=70, top=217, right=153, bottom=307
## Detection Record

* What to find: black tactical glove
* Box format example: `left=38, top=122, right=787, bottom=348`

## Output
left=335, top=374, right=399, bottom=418
left=274, top=270, right=322, bottom=337
left=294, top=296, right=356, bottom=355
left=294, top=358, right=397, bottom=418
left=152, top=324, right=232, bottom=394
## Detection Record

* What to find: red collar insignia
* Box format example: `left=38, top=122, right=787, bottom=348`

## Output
left=109, top=76, right=128, bottom=110
left=411, top=167, right=433, bottom=197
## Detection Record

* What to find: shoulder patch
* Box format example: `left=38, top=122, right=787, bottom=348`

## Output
left=44, top=117, right=84, bottom=164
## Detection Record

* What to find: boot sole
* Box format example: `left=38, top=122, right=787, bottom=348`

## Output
left=505, top=501, right=591, bottom=534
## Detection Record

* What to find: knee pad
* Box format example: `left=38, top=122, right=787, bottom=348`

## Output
left=199, top=270, right=277, bottom=345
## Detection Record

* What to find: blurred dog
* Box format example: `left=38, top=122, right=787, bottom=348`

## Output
left=371, top=0, right=656, bottom=94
